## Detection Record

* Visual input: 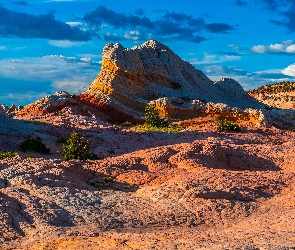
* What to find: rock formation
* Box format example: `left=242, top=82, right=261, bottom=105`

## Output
left=17, top=91, right=75, bottom=116
left=249, top=82, right=295, bottom=110
left=16, top=40, right=295, bottom=128
left=0, top=104, right=8, bottom=116
left=79, top=40, right=261, bottom=121
left=1, top=108, right=295, bottom=249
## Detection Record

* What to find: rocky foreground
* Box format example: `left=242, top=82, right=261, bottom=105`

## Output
left=1, top=105, right=295, bottom=249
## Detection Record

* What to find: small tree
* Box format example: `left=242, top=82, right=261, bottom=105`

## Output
left=144, top=105, right=169, bottom=128
left=59, top=131, right=98, bottom=161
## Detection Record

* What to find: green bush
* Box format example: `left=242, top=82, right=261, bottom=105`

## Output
left=107, top=148, right=115, bottom=155
left=59, top=131, right=98, bottom=161
left=218, top=119, right=241, bottom=132
left=133, top=123, right=184, bottom=133
left=55, top=137, right=68, bottom=144
left=130, top=105, right=184, bottom=133
left=103, top=176, right=113, bottom=183
left=19, top=136, right=50, bottom=154
left=0, top=151, right=18, bottom=160
left=122, top=121, right=132, bottom=127
left=144, top=105, right=169, bottom=128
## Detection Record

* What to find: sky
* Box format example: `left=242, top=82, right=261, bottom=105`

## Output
left=1, top=0, right=295, bottom=106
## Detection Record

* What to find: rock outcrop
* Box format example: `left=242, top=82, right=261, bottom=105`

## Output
left=80, top=40, right=262, bottom=121
left=17, top=40, right=295, bottom=128
left=0, top=104, right=8, bottom=116
left=17, top=91, right=75, bottom=116
left=249, top=84, right=295, bottom=110
left=1, top=109, right=295, bottom=249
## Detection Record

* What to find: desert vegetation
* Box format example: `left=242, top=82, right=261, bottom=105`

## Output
left=58, top=131, right=99, bottom=160
left=132, top=105, right=184, bottom=133
left=218, top=119, right=241, bottom=132
left=0, top=151, right=18, bottom=159
left=19, top=136, right=50, bottom=154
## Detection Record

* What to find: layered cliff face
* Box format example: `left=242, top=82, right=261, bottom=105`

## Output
left=80, top=40, right=261, bottom=120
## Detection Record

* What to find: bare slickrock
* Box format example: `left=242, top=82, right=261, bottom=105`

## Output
left=1, top=109, right=295, bottom=249
left=7, top=104, right=17, bottom=114
left=249, top=82, right=295, bottom=110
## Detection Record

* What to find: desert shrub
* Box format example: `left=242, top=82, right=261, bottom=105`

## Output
left=218, top=119, right=241, bottom=132
left=103, top=176, right=113, bottom=183
left=0, top=151, right=18, bottom=160
left=89, top=176, right=114, bottom=188
left=132, top=106, right=184, bottom=133
left=144, top=105, right=169, bottom=128
left=55, top=137, right=68, bottom=144
left=59, top=131, right=98, bottom=161
left=122, top=121, right=132, bottom=127
left=133, top=123, right=184, bottom=133
left=265, top=105, right=278, bottom=110
left=108, top=148, right=115, bottom=155
left=19, top=136, right=50, bottom=154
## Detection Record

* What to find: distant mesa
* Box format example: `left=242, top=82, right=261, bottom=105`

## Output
left=15, top=40, right=295, bottom=128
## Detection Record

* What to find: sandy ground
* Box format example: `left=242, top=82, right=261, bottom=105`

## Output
left=1, top=106, right=295, bottom=249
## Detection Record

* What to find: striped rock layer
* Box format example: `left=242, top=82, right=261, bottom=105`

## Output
left=81, top=40, right=262, bottom=121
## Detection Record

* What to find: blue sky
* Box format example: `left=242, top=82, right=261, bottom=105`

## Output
left=1, top=0, right=295, bottom=105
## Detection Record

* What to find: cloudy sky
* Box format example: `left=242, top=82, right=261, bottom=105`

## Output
left=1, top=0, right=295, bottom=105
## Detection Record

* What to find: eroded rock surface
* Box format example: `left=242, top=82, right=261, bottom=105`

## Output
left=1, top=110, right=295, bottom=249
left=17, top=91, right=74, bottom=116
left=81, top=40, right=262, bottom=120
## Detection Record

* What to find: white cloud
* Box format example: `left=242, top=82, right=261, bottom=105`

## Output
left=227, top=44, right=240, bottom=50
left=77, top=53, right=101, bottom=58
left=282, top=63, right=295, bottom=76
left=251, top=45, right=266, bottom=53
left=0, top=91, right=50, bottom=106
left=0, top=46, right=7, bottom=50
left=251, top=40, right=295, bottom=54
left=43, top=55, right=101, bottom=65
left=66, top=22, right=83, bottom=27
left=51, top=76, right=91, bottom=93
left=285, top=45, right=295, bottom=53
left=48, top=40, right=89, bottom=48
left=124, top=30, right=141, bottom=41
left=0, top=55, right=100, bottom=98
left=202, top=65, right=293, bottom=91
left=190, top=54, right=241, bottom=65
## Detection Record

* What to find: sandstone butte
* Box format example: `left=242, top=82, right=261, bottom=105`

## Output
left=1, top=40, right=295, bottom=249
